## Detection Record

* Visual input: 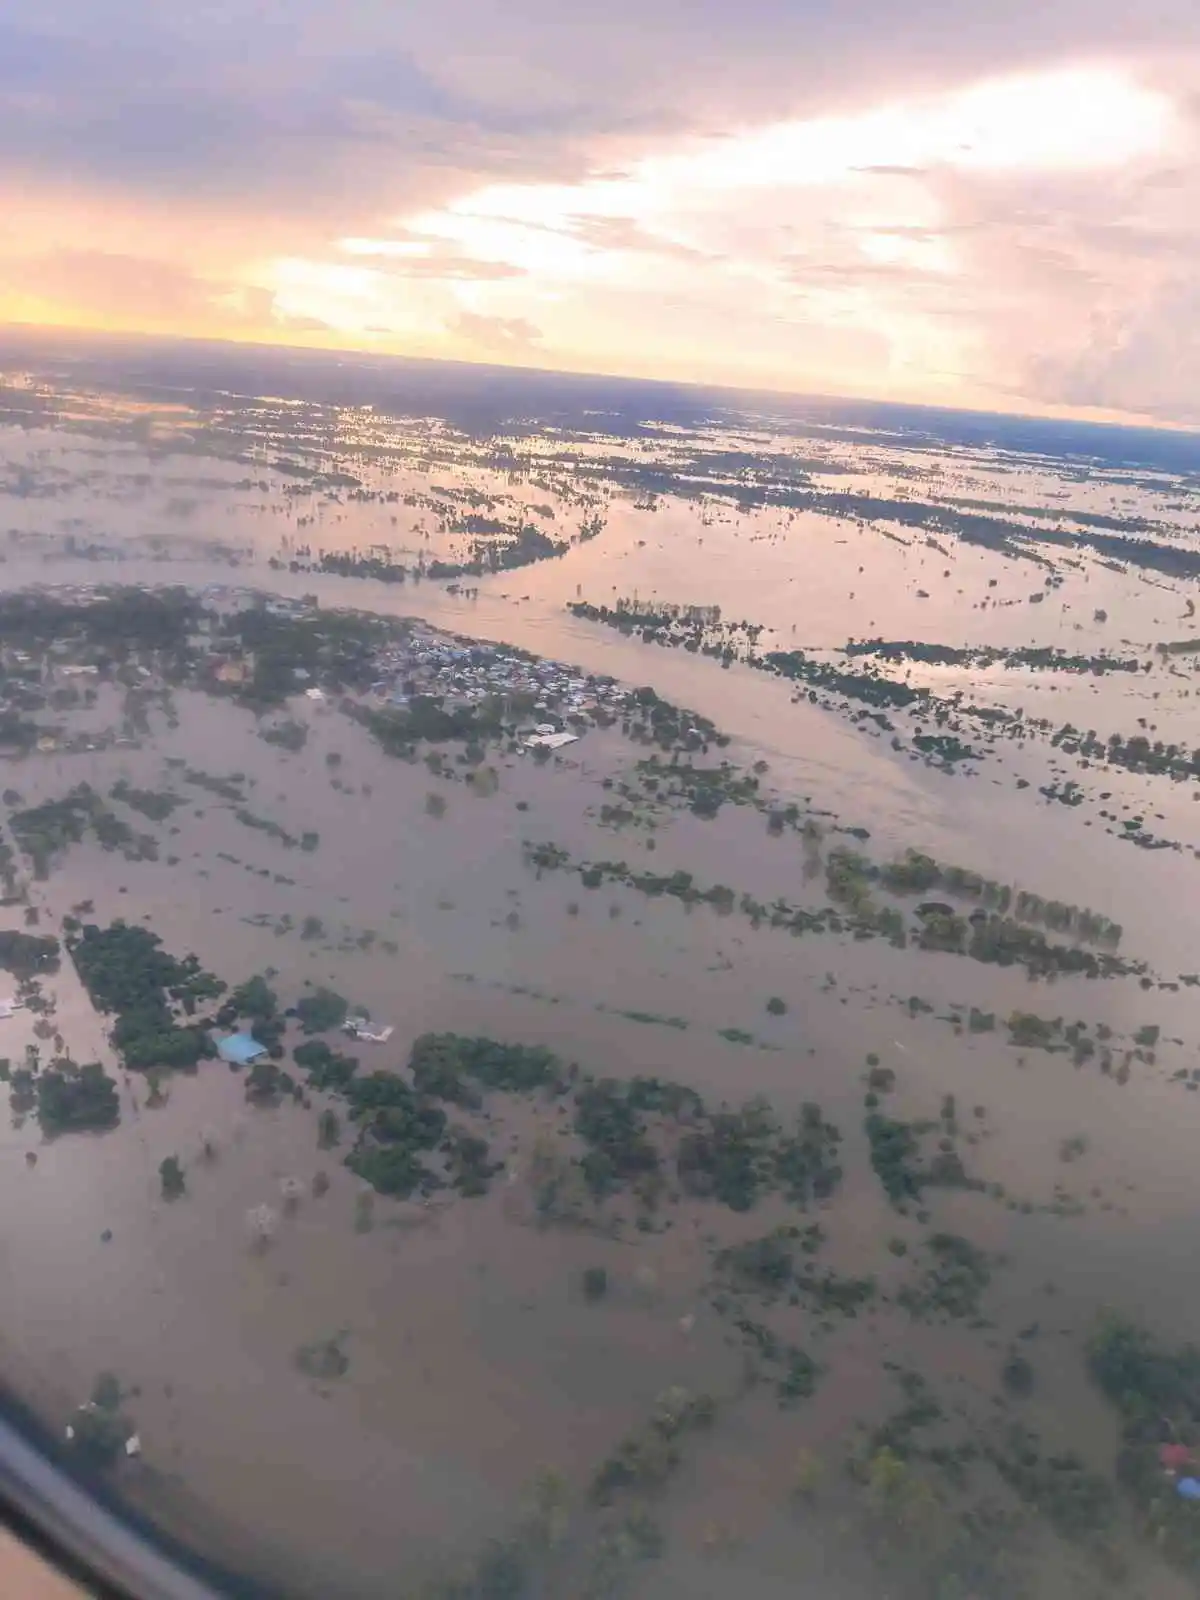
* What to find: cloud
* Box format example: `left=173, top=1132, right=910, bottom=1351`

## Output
left=0, top=248, right=329, bottom=336
left=1023, top=279, right=1200, bottom=421
left=564, top=215, right=719, bottom=261
left=3, top=4, right=1200, bottom=417
left=451, top=311, right=543, bottom=351
left=851, top=165, right=931, bottom=177
left=338, top=239, right=527, bottom=279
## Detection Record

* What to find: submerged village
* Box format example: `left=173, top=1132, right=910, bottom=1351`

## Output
left=7, top=581, right=627, bottom=754
left=3, top=579, right=1200, bottom=1600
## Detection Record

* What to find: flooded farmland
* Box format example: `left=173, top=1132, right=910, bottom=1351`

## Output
left=0, top=336, right=1200, bottom=1597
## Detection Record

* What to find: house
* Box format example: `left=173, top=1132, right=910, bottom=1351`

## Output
left=216, top=1031, right=268, bottom=1066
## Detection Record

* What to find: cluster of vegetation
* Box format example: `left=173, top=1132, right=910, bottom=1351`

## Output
left=294, top=987, right=349, bottom=1034
left=676, top=1095, right=842, bottom=1212
left=294, top=1039, right=358, bottom=1092
left=0, top=929, right=60, bottom=979
left=988, top=1422, right=1115, bottom=1547
left=530, top=843, right=840, bottom=934
left=36, top=1059, right=120, bottom=1134
left=633, top=754, right=762, bottom=819
left=428, top=520, right=569, bottom=579
left=180, top=767, right=246, bottom=802
left=302, top=1029, right=847, bottom=1227
left=216, top=973, right=278, bottom=1026
left=347, top=696, right=506, bottom=760
left=295, top=1332, right=351, bottom=1381
left=527, top=838, right=1138, bottom=983
left=0, top=587, right=202, bottom=673
left=1001, top=1011, right=1140, bottom=1078
left=878, top=849, right=1123, bottom=946
left=68, top=922, right=224, bottom=1071
left=0, top=834, right=19, bottom=900
left=582, top=1265, right=608, bottom=1302
left=847, top=1439, right=1030, bottom=1600
left=591, top=1385, right=716, bottom=1503
left=409, top=1032, right=560, bottom=1104
left=244, top=1057, right=299, bottom=1106
left=316, top=551, right=411, bottom=584
left=159, top=1155, right=186, bottom=1199
left=1042, top=719, right=1200, bottom=788
left=257, top=718, right=309, bottom=751
left=914, top=905, right=1135, bottom=978
left=9, top=784, right=157, bottom=876
left=233, top=807, right=316, bottom=851
left=898, top=1234, right=994, bottom=1323
left=716, top=1225, right=874, bottom=1325
left=402, top=1459, right=668, bottom=1600
left=767, top=646, right=935, bottom=713
left=865, top=1104, right=976, bottom=1209
left=342, top=1073, right=453, bottom=1198
left=1088, top=1314, right=1200, bottom=1574
left=534, top=1073, right=825, bottom=1219
left=846, top=638, right=1140, bottom=675
left=572, top=1077, right=674, bottom=1201
left=310, top=1036, right=558, bottom=1197
left=109, top=781, right=182, bottom=822
left=621, top=686, right=725, bottom=754
left=567, top=599, right=762, bottom=669
left=66, top=1372, right=136, bottom=1472
left=910, top=732, right=976, bottom=765
left=729, top=1313, right=823, bottom=1404
left=215, top=604, right=388, bottom=706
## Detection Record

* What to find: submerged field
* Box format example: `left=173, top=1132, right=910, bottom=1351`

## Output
left=0, top=346, right=1199, bottom=1598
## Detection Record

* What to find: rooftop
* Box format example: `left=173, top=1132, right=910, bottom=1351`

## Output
left=216, top=1031, right=268, bottom=1066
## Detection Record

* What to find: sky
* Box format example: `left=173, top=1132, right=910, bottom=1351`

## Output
left=2, top=1, right=1200, bottom=423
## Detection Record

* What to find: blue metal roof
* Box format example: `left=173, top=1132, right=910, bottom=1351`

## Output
left=217, top=1031, right=267, bottom=1065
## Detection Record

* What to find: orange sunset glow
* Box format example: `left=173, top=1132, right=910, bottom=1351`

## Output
left=3, top=4, right=1200, bottom=422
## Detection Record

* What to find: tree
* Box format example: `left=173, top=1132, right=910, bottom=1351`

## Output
left=159, top=1155, right=185, bottom=1200
left=295, top=1040, right=357, bottom=1091
left=583, top=1266, right=609, bottom=1302
left=223, top=974, right=278, bottom=1023
left=521, top=1467, right=570, bottom=1552
left=68, top=1400, right=131, bottom=1469
left=245, top=1058, right=282, bottom=1104
left=0, top=930, right=60, bottom=979
left=91, top=1372, right=121, bottom=1412
left=295, top=987, right=348, bottom=1034
left=36, top=1060, right=119, bottom=1134
left=791, top=1448, right=823, bottom=1502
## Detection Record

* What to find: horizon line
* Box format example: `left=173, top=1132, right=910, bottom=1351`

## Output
left=1, top=317, right=1196, bottom=442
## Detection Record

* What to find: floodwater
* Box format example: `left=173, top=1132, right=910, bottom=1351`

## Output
left=0, top=372, right=1199, bottom=1597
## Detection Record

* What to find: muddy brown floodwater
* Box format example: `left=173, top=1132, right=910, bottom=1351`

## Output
left=1, top=386, right=1200, bottom=1597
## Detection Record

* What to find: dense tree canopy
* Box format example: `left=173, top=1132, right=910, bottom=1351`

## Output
left=69, top=922, right=223, bottom=1072
left=36, top=1060, right=119, bottom=1134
